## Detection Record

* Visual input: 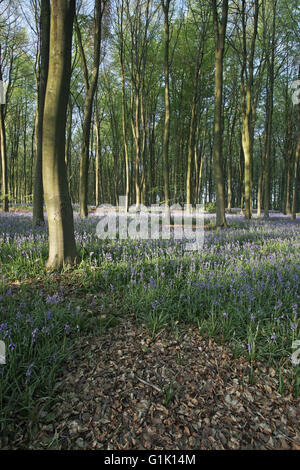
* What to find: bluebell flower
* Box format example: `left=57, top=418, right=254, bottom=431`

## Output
left=25, top=362, right=34, bottom=385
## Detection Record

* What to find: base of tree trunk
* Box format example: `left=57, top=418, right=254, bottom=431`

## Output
left=46, top=254, right=77, bottom=272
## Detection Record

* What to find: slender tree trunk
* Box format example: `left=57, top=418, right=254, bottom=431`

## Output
left=0, top=45, right=8, bottom=212
left=76, top=2, right=106, bottom=218
left=33, top=0, right=50, bottom=226
left=23, top=102, right=27, bottom=203
left=66, top=99, right=73, bottom=190
left=211, top=0, right=228, bottom=227
left=242, top=87, right=253, bottom=219
left=257, top=135, right=264, bottom=216
left=42, top=0, right=76, bottom=270
left=187, top=59, right=202, bottom=210
left=285, top=155, right=291, bottom=214
left=0, top=105, right=8, bottom=212
left=227, top=153, right=232, bottom=213
left=134, top=88, right=141, bottom=207
left=95, top=105, right=103, bottom=208
left=291, top=138, right=300, bottom=220
left=227, top=109, right=236, bottom=213
left=117, top=0, right=130, bottom=212
left=263, top=1, right=276, bottom=218
left=121, top=63, right=129, bottom=212
left=241, top=0, right=259, bottom=220
left=161, top=0, right=170, bottom=213
left=292, top=65, right=300, bottom=220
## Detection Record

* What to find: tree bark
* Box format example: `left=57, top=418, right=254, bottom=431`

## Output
left=0, top=44, right=8, bottom=212
left=76, top=2, right=106, bottom=218
left=42, top=0, right=76, bottom=270
left=240, top=0, right=259, bottom=220
left=161, top=0, right=170, bottom=213
left=291, top=64, right=300, bottom=220
left=263, top=0, right=276, bottom=218
left=211, top=0, right=228, bottom=227
left=33, top=0, right=50, bottom=226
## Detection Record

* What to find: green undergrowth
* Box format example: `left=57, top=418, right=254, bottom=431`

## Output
left=0, top=213, right=299, bottom=440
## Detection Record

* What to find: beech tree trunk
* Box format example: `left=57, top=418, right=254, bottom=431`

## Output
left=0, top=45, right=8, bottom=212
left=263, top=0, right=276, bottom=218
left=162, top=0, right=170, bottom=213
left=241, top=0, right=259, bottom=220
left=42, top=0, right=76, bottom=270
left=33, top=0, right=50, bottom=226
left=76, top=2, right=106, bottom=218
left=212, top=0, right=228, bottom=227
left=291, top=65, right=300, bottom=220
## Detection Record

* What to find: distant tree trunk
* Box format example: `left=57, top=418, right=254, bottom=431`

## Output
left=283, top=119, right=292, bottom=214
left=227, top=153, right=232, bottom=212
left=33, top=0, right=50, bottom=226
left=239, top=140, right=244, bottom=213
left=227, top=109, right=237, bottom=213
left=291, top=65, right=300, bottom=220
left=187, top=53, right=202, bottom=210
left=291, top=137, right=300, bottom=220
left=263, top=0, right=276, bottom=218
left=0, top=106, right=8, bottom=212
left=257, top=134, right=264, bottom=216
left=161, top=0, right=170, bottom=213
left=120, top=54, right=129, bottom=211
left=95, top=104, right=103, bottom=207
left=241, top=0, right=259, bottom=220
left=211, top=0, right=228, bottom=227
left=42, top=0, right=76, bottom=270
left=76, top=1, right=106, bottom=218
left=23, top=99, right=28, bottom=203
left=66, top=99, right=73, bottom=190
left=0, top=45, right=8, bottom=212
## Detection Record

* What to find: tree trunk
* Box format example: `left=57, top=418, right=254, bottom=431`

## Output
left=240, top=0, right=259, bottom=220
left=242, top=87, right=252, bottom=219
left=42, top=0, right=76, bottom=270
left=0, top=45, right=8, bottom=212
left=121, top=63, right=129, bottom=212
left=76, top=2, right=106, bottom=219
left=0, top=105, right=8, bottom=212
left=161, top=0, right=170, bottom=213
left=257, top=135, right=264, bottom=216
left=95, top=106, right=103, bottom=207
left=212, top=0, right=228, bottom=227
left=33, top=0, right=50, bottom=226
left=291, top=65, right=300, bottom=220
left=263, top=1, right=276, bottom=218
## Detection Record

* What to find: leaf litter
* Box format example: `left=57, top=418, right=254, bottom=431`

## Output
left=2, top=317, right=299, bottom=450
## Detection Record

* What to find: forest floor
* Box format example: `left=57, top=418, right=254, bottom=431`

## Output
left=0, top=208, right=300, bottom=450
left=3, top=316, right=299, bottom=451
